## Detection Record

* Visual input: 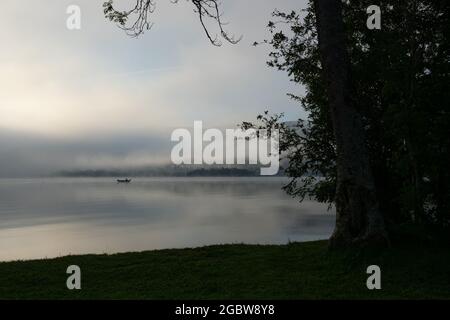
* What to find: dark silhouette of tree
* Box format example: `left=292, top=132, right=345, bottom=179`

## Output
left=247, top=0, right=449, bottom=245
left=311, top=0, right=388, bottom=248
left=103, top=0, right=241, bottom=46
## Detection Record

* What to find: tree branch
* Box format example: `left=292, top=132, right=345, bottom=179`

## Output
left=103, top=0, right=242, bottom=46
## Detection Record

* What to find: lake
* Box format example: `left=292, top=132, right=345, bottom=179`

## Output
left=0, top=177, right=335, bottom=261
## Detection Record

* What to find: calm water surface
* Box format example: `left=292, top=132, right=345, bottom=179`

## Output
left=0, top=177, right=335, bottom=261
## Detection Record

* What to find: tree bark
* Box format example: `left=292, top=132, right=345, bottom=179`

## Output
left=313, top=0, right=389, bottom=248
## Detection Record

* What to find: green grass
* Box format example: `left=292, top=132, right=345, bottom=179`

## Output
left=1, top=239, right=449, bottom=300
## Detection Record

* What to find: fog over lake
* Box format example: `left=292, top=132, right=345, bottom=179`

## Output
left=0, top=177, right=334, bottom=261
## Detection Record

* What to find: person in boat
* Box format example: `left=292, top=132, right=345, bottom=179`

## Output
left=117, top=178, right=132, bottom=183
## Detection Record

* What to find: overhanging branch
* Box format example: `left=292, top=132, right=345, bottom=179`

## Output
left=103, top=0, right=242, bottom=46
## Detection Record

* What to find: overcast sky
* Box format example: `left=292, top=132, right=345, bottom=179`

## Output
left=0, top=0, right=308, bottom=177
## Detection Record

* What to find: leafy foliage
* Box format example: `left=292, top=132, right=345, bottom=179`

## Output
left=249, top=0, right=450, bottom=228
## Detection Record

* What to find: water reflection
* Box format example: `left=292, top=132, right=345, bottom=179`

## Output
left=0, top=177, right=335, bottom=261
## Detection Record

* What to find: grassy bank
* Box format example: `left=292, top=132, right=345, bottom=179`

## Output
left=1, top=240, right=449, bottom=299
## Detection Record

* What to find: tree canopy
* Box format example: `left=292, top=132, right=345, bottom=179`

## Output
left=249, top=0, right=450, bottom=230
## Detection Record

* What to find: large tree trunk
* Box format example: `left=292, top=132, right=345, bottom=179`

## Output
left=313, top=0, right=389, bottom=248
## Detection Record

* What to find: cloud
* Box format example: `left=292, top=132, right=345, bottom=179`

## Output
left=0, top=127, right=172, bottom=177
left=0, top=0, right=308, bottom=176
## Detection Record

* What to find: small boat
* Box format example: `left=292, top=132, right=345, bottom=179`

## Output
left=117, top=179, right=132, bottom=183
